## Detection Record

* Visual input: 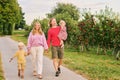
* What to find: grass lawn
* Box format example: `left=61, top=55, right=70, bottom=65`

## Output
left=63, top=50, right=120, bottom=80
left=11, top=30, right=120, bottom=80
left=11, top=30, right=28, bottom=45
left=0, top=53, right=5, bottom=80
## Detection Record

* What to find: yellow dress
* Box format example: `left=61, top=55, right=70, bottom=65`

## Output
left=14, top=50, right=27, bottom=69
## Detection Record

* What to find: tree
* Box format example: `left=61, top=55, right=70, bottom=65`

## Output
left=15, top=12, right=26, bottom=30
left=40, top=18, right=49, bottom=36
left=77, top=6, right=120, bottom=57
left=0, top=0, right=25, bottom=35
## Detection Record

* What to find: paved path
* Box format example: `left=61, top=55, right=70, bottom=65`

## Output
left=0, top=37, right=87, bottom=80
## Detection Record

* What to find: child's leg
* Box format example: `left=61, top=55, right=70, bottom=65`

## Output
left=21, top=69, right=24, bottom=79
left=21, top=63, right=25, bottom=79
left=18, top=69, right=21, bottom=77
left=18, top=64, right=21, bottom=77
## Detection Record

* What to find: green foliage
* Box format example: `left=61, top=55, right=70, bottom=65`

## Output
left=77, top=6, right=120, bottom=57
left=15, top=13, right=26, bottom=30
left=0, top=0, right=25, bottom=35
left=11, top=30, right=27, bottom=44
left=47, top=3, right=80, bottom=21
left=39, top=18, right=49, bottom=36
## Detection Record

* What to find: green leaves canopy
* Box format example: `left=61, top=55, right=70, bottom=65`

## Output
left=0, top=0, right=25, bottom=35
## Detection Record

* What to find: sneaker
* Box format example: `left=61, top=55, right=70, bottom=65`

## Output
left=58, top=67, right=61, bottom=73
left=55, top=71, right=60, bottom=77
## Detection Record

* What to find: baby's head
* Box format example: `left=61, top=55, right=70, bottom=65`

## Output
left=18, top=42, right=25, bottom=50
left=59, top=20, right=66, bottom=27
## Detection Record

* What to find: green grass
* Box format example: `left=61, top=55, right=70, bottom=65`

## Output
left=11, top=30, right=28, bottom=45
left=11, top=30, right=120, bottom=80
left=0, top=53, right=5, bottom=80
left=63, top=50, right=120, bottom=80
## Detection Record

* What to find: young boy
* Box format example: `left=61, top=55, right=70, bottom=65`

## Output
left=58, top=20, right=68, bottom=48
left=9, top=42, right=28, bottom=79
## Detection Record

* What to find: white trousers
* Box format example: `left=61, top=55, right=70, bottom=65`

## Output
left=31, top=46, right=44, bottom=74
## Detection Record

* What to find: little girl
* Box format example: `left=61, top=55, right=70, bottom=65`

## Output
left=9, top=42, right=28, bottom=79
left=58, top=20, right=68, bottom=48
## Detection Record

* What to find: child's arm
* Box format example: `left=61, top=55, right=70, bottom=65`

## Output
left=9, top=57, right=14, bottom=62
left=25, top=52, right=29, bottom=56
left=9, top=52, right=18, bottom=62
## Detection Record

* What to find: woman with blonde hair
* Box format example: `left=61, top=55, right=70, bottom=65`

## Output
left=27, top=21, right=48, bottom=79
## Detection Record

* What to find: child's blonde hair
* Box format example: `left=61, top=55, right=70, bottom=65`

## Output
left=18, top=42, right=25, bottom=47
left=59, top=20, right=66, bottom=26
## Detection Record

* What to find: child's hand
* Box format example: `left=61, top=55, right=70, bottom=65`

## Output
left=27, top=50, right=31, bottom=55
left=9, top=58, right=13, bottom=62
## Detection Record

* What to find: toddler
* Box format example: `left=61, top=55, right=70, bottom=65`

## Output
left=58, top=20, right=67, bottom=48
left=9, top=42, right=28, bottom=79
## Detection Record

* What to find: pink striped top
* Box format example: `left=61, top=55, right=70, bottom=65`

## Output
left=27, top=32, right=48, bottom=50
left=58, top=26, right=67, bottom=40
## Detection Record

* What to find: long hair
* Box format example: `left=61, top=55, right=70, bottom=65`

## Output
left=59, top=20, right=66, bottom=26
left=32, top=21, right=43, bottom=35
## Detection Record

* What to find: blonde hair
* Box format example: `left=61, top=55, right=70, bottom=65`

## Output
left=18, top=42, right=25, bottom=47
left=32, top=21, right=43, bottom=35
left=59, top=20, right=66, bottom=26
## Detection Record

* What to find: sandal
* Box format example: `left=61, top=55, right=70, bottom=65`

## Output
left=38, top=74, right=42, bottom=79
left=21, top=75, right=24, bottom=79
left=18, top=71, right=20, bottom=77
left=20, top=71, right=24, bottom=79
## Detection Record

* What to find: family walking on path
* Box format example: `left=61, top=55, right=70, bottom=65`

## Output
left=0, top=18, right=87, bottom=80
